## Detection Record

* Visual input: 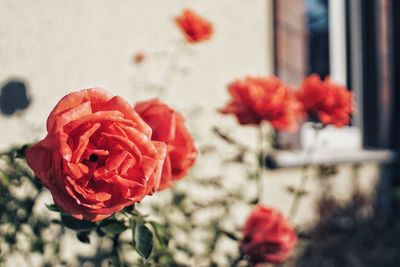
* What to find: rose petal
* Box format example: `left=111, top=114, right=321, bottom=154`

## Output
left=144, top=141, right=166, bottom=194
left=47, top=88, right=112, bottom=132
left=71, top=123, right=101, bottom=163
left=25, top=138, right=55, bottom=187
left=101, top=96, right=152, bottom=138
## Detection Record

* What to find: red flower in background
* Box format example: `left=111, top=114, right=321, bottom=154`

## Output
left=219, top=76, right=301, bottom=131
left=135, top=99, right=196, bottom=190
left=297, top=74, right=353, bottom=127
left=175, top=9, right=213, bottom=43
left=133, top=52, right=146, bottom=64
left=241, top=205, right=297, bottom=264
left=26, top=89, right=166, bottom=221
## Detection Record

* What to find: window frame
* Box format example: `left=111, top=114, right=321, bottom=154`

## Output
left=272, top=0, right=361, bottom=150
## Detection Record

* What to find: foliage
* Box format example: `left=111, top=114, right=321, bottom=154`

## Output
left=0, top=146, right=173, bottom=267
left=0, top=146, right=62, bottom=266
left=296, top=192, right=400, bottom=267
left=143, top=125, right=278, bottom=266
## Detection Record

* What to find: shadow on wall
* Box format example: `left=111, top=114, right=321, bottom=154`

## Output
left=0, top=79, right=31, bottom=116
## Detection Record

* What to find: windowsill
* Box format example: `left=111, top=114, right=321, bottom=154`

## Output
left=269, top=149, right=396, bottom=169
left=270, top=123, right=396, bottom=168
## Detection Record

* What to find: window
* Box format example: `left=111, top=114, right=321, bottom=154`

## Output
left=273, top=0, right=357, bottom=150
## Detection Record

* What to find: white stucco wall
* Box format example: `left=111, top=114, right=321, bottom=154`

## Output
left=0, top=0, right=272, bottom=148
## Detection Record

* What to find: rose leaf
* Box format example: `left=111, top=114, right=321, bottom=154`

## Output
left=99, top=219, right=127, bottom=236
left=133, top=222, right=153, bottom=259
left=61, top=214, right=96, bottom=231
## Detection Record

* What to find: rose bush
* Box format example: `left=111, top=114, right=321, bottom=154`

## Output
left=26, top=88, right=166, bottom=222
left=241, top=205, right=298, bottom=264
left=175, top=9, right=213, bottom=43
left=135, top=99, right=196, bottom=190
left=297, top=74, right=353, bottom=127
left=219, top=76, right=301, bottom=131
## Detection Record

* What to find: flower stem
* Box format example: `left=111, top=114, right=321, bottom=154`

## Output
left=160, top=40, right=185, bottom=96
left=231, top=252, right=245, bottom=267
left=255, top=124, right=267, bottom=203
left=111, top=233, right=123, bottom=266
left=287, top=125, right=321, bottom=222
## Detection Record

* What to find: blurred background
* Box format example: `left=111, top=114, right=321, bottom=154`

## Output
left=1, top=0, right=400, bottom=266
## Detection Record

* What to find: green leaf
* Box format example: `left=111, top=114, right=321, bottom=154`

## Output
left=172, top=192, right=186, bottom=206
left=77, top=231, right=91, bottom=244
left=15, top=144, right=30, bottom=158
left=149, top=221, right=169, bottom=247
left=264, top=154, right=278, bottom=169
left=99, top=219, right=127, bottom=236
left=46, top=203, right=62, bottom=212
left=221, top=230, right=239, bottom=241
left=96, top=226, right=106, bottom=237
left=248, top=198, right=259, bottom=205
left=31, top=238, right=45, bottom=253
left=121, top=204, right=135, bottom=214
left=133, top=222, right=153, bottom=259
left=285, top=185, right=308, bottom=196
left=0, top=173, right=10, bottom=187
left=5, top=234, right=16, bottom=245
left=61, top=214, right=96, bottom=231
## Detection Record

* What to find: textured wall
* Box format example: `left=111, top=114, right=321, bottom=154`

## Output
left=0, top=0, right=271, bottom=148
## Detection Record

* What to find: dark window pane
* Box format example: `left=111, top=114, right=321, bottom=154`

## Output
left=305, top=0, right=330, bottom=78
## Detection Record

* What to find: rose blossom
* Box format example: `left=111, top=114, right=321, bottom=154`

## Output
left=297, top=74, right=353, bottom=127
left=134, top=99, right=196, bottom=190
left=175, top=9, right=213, bottom=43
left=26, top=89, right=166, bottom=221
left=219, top=76, right=301, bottom=131
left=241, top=205, right=297, bottom=264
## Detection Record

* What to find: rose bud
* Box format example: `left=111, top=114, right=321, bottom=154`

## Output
left=133, top=52, right=146, bottom=64
left=175, top=9, right=213, bottom=43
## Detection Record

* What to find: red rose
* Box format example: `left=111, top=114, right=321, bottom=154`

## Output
left=219, top=76, right=301, bottom=131
left=241, top=205, right=297, bottom=264
left=175, top=9, right=213, bottom=43
left=25, top=89, right=166, bottom=222
left=134, top=99, right=196, bottom=190
left=297, top=74, right=353, bottom=127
